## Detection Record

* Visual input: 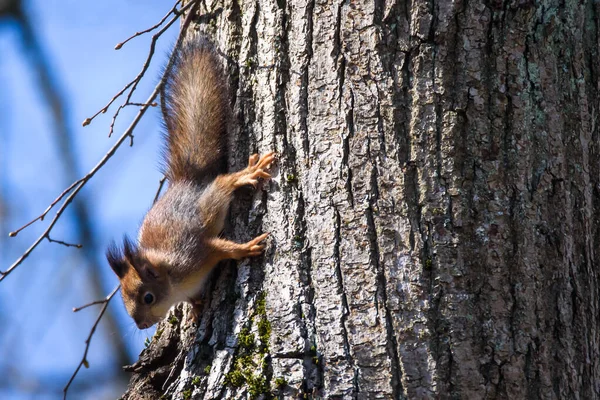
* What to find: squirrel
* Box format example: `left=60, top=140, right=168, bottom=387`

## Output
left=106, top=36, right=275, bottom=330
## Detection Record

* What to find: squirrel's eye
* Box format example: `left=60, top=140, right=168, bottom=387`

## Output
left=143, top=293, right=154, bottom=305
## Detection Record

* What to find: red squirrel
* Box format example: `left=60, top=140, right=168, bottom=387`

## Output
left=107, top=36, right=274, bottom=330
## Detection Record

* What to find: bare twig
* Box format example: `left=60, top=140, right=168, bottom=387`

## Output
left=2, top=0, right=201, bottom=282
left=47, top=237, right=82, bottom=248
left=72, top=284, right=121, bottom=313
left=63, top=285, right=120, bottom=400
left=82, top=0, right=196, bottom=132
left=106, top=2, right=192, bottom=139
left=8, top=178, right=83, bottom=237
left=153, top=176, right=167, bottom=204
left=114, top=0, right=182, bottom=50
left=126, top=102, right=158, bottom=108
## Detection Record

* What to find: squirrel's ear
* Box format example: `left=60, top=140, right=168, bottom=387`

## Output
left=106, top=241, right=129, bottom=278
left=122, top=235, right=138, bottom=265
left=122, top=236, right=160, bottom=280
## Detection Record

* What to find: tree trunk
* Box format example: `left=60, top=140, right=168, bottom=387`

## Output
left=122, top=0, right=600, bottom=398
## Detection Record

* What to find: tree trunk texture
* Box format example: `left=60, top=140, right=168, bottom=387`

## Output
left=121, top=0, right=600, bottom=399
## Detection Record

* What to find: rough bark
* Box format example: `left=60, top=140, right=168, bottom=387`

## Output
left=121, top=0, right=600, bottom=399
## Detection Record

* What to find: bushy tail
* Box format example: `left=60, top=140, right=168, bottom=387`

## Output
left=161, top=36, right=228, bottom=184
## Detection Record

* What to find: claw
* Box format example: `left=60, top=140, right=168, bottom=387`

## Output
left=228, top=233, right=270, bottom=260
left=256, top=152, right=276, bottom=169
left=248, top=154, right=259, bottom=167
left=249, top=232, right=270, bottom=245
left=235, top=152, right=277, bottom=189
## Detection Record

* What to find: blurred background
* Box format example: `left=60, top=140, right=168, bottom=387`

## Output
left=0, top=1, right=179, bottom=398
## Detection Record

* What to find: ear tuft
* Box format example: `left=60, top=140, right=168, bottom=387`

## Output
left=123, top=235, right=138, bottom=264
left=106, top=240, right=128, bottom=278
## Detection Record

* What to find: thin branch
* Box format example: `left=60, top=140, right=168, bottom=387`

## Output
left=153, top=176, right=167, bottom=204
left=47, top=237, right=82, bottom=248
left=114, top=0, right=182, bottom=50
left=63, top=285, right=120, bottom=400
left=81, top=82, right=131, bottom=127
left=72, top=288, right=119, bottom=312
left=126, top=102, right=158, bottom=108
left=8, top=217, right=39, bottom=238
left=8, top=178, right=83, bottom=237
left=106, top=3, right=191, bottom=138
left=1, top=0, right=201, bottom=282
left=82, top=0, right=196, bottom=131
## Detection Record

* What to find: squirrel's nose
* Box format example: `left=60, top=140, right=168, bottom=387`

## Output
left=137, top=321, right=150, bottom=330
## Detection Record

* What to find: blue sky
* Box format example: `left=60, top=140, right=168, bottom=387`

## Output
left=0, top=1, right=179, bottom=398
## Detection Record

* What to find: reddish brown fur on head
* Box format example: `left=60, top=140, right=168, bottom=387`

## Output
left=106, top=236, right=172, bottom=329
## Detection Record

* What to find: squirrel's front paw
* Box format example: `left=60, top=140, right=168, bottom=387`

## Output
left=235, top=232, right=269, bottom=259
left=235, top=152, right=276, bottom=188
